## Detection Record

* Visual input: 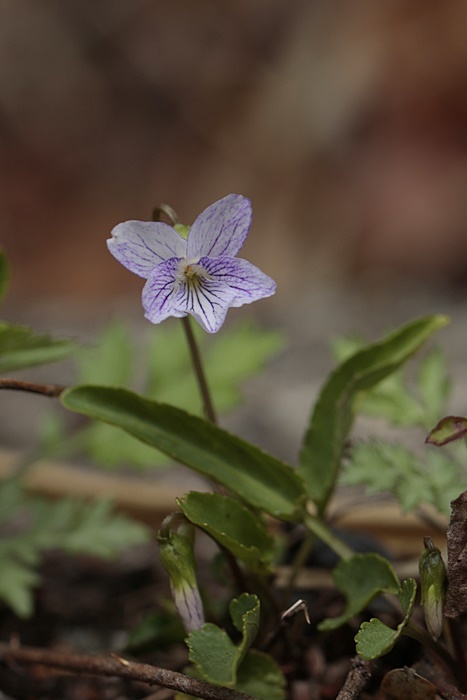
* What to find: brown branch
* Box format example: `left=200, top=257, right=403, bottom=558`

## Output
left=0, top=379, right=66, bottom=397
left=336, top=656, right=374, bottom=700
left=0, top=644, right=255, bottom=700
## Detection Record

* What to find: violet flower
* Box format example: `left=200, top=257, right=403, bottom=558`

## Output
left=107, top=194, right=276, bottom=333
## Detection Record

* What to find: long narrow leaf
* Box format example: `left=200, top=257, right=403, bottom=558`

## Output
left=299, top=315, right=449, bottom=512
left=61, top=386, right=306, bottom=519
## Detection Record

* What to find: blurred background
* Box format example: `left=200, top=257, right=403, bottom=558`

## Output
left=2, top=0, right=467, bottom=460
left=2, top=0, right=467, bottom=304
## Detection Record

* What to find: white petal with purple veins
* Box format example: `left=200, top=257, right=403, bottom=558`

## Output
left=187, top=194, right=252, bottom=260
left=142, top=259, right=186, bottom=323
left=174, top=276, right=237, bottom=333
left=108, top=221, right=186, bottom=279
left=201, top=256, right=276, bottom=307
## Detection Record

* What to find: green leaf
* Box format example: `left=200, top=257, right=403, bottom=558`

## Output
left=45, top=319, right=283, bottom=471
left=355, top=578, right=417, bottom=659
left=187, top=593, right=260, bottom=687
left=32, top=498, right=151, bottom=558
left=342, top=440, right=464, bottom=516
left=235, top=650, right=286, bottom=700
left=188, top=623, right=238, bottom=686
left=299, top=315, right=449, bottom=512
left=230, top=593, right=260, bottom=665
left=0, top=558, right=40, bottom=617
left=147, top=320, right=284, bottom=416
left=426, top=415, right=467, bottom=446
left=77, top=321, right=132, bottom=386
left=0, top=479, right=151, bottom=616
left=61, top=386, right=306, bottom=519
left=0, top=323, right=74, bottom=373
left=417, top=349, right=450, bottom=424
left=357, top=373, right=425, bottom=428
left=177, top=492, right=276, bottom=574
left=319, top=554, right=400, bottom=631
left=0, top=247, right=10, bottom=303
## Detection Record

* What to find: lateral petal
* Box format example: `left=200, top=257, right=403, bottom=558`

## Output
left=200, top=256, right=276, bottom=307
left=108, top=221, right=186, bottom=279
left=142, top=259, right=186, bottom=324
left=187, top=194, right=252, bottom=260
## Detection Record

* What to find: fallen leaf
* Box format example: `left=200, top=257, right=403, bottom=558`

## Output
left=380, top=667, right=439, bottom=699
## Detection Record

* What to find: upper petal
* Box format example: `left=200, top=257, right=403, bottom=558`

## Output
left=108, top=220, right=186, bottom=279
left=186, top=194, right=252, bottom=260
left=200, top=256, right=276, bottom=307
left=142, top=258, right=187, bottom=324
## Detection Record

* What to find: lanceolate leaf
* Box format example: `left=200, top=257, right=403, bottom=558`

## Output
left=0, top=323, right=74, bottom=374
left=61, top=386, right=306, bottom=519
left=299, top=315, right=449, bottom=512
left=177, top=492, right=276, bottom=574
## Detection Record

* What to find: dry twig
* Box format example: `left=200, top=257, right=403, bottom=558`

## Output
left=0, top=644, right=255, bottom=700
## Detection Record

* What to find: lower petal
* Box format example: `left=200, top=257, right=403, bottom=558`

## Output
left=200, top=256, right=276, bottom=308
left=174, top=277, right=236, bottom=333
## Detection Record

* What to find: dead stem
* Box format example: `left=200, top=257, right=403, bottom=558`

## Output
left=0, top=379, right=65, bottom=397
left=335, top=656, right=374, bottom=700
left=0, top=643, right=255, bottom=700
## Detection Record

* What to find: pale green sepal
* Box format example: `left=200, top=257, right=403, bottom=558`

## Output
left=318, top=554, right=399, bottom=631
left=177, top=492, right=276, bottom=574
left=299, top=315, right=449, bottom=512
left=174, top=224, right=190, bottom=239
left=355, top=578, right=417, bottom=659
left=60, top=385, right=306, bottom=519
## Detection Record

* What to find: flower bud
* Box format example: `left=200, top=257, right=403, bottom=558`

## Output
left=419, top=537, right=446, bottom=640
left=158, top=515, right=205, bottom=633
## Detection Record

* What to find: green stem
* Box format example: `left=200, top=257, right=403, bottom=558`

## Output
left=181, top=316, right=217, bottom=424
left=284, top=530, right=317, bottom=599
left=303, top=512, right=354, bottom=561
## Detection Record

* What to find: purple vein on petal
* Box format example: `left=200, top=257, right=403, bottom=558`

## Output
left=200, top=256, right=276, bottom=305
left=142, top=259, right=186, bottom=323
left=108, top=221, right=186, bottom=278
left=187, top=194, right=252, bottom=260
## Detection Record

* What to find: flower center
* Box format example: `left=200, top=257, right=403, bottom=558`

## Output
left=176, top=260, right=211, bottom=289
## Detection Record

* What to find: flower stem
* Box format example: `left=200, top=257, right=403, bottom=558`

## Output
left=181, top=316, right=217, bottom=424
left=151, top=203, right=217, bottom=424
